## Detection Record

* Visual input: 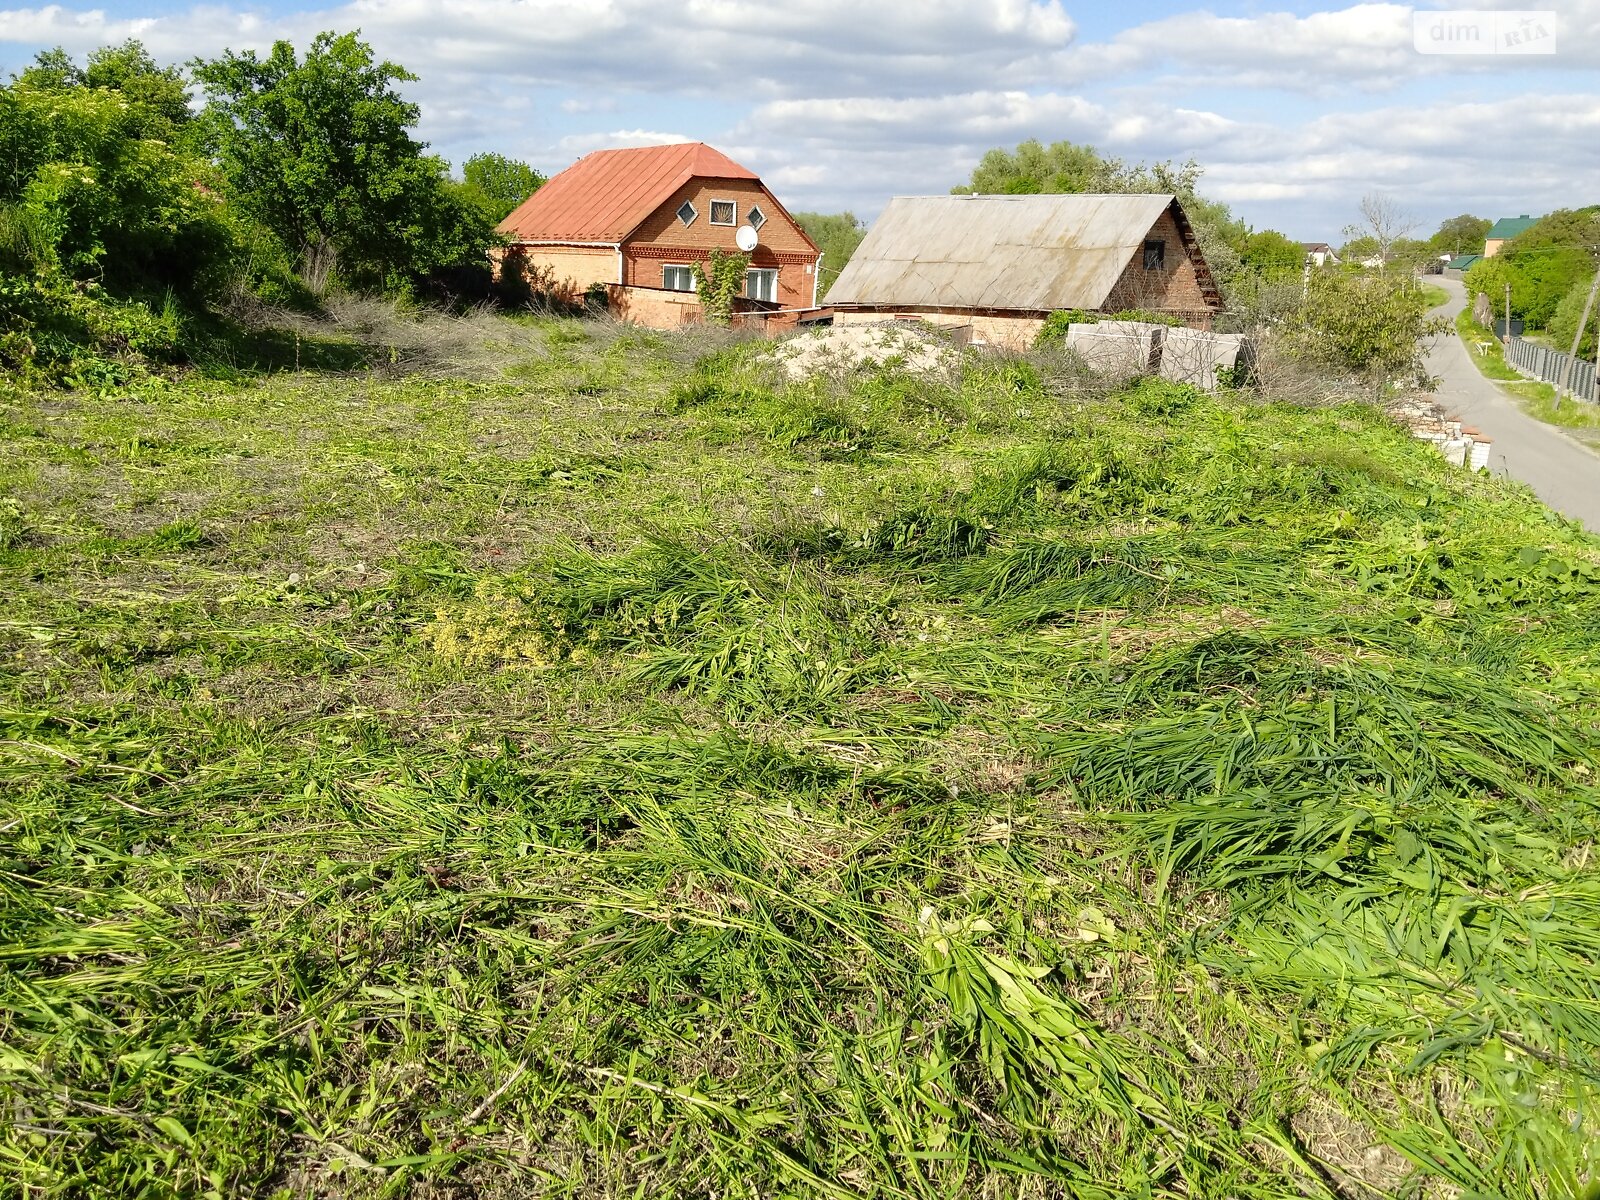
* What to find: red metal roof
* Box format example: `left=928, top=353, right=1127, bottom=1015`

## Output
left=498, top=142, right=760, bottom=243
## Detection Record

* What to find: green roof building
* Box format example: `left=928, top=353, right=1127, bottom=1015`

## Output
left=1484, top=215, right=1539, bottom=256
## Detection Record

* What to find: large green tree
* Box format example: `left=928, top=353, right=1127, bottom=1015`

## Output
left=1238, top=229, right=1305, bottom=283
left=793, top=211, right=866, bottom=301
left=1429, top=214, right=1490, bottom=256
left=458, top=152, right=545, bottom=224
left=192, top=31, right=492, bottom=291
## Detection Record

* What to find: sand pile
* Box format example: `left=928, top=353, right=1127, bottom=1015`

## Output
left=772, top=323, right=961, bottom=380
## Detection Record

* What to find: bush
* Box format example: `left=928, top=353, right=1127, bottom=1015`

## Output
left=1283, top=271, right=1447, bottom=391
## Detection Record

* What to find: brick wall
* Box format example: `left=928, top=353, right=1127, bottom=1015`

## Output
left=624, top=178, right=820, bottom=309
left=607, top=285, right=704, bottom=328
left=1103, top=209, right=1215, bottom=327
left=503, top=244, right=617, bottom=301
left=607, top=285, right=802, bottom=334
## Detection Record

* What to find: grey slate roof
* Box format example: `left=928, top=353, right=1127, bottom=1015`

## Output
left=827, top=193, right=1203, bottom=313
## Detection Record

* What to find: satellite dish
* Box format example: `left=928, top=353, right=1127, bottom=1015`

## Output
left=735, top=224, right=759, bottom=252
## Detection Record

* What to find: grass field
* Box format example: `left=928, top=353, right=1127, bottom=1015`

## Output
left=1418, top=283, right=1450, bottom=310
left=4, top=312, right=1600, bottom=1199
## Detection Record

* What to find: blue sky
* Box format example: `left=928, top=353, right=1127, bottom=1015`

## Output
left=1, top=1, right=1596, bottom=239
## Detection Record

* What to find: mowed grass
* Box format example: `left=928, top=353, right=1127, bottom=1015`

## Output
left=3, top=314, right=1600, bottom=1199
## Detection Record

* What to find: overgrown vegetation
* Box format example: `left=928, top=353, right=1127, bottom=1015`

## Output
left=4, top=311, right=1599, bottom=1198
left=696, top=247, right=751, bottom=325
left=0, top=33, right=536, bottom=385
left=1285, top=270, right=1447, bottom=392
left=1465, top=208, right=1600, bottom=337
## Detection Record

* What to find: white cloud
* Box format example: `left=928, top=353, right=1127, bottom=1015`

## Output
left=2, top=1, right=1598, bottom=232
left=554, top=128, right=693, bottom=155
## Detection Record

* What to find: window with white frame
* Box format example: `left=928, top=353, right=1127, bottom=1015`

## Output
left=745, top=268, right=778, bottom=304
left=709, top=199, right=736, bottom=226
left=676, top=200, right=697, bottom=226
left=662, top=264, right=696, bottom=292
left=747, top=204, right=766, bottom=231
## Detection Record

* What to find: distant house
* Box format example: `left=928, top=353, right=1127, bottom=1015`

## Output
left=495, top=142, right=821, bottom=327
left=825, top=193, right=1222, bottom=351
left=1447, top=253, right=1482, bottom=273
left=1301, top=242, right=1340, bottom=267
left=1483, top=214, right=1539, bottom=257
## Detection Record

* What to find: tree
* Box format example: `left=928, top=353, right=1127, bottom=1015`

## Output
left=1238, top=230, right=1304, bottom=284
left=793, top=211, right=865, bottom=300
left=192, top=31, right=493, bottom=292
left=17, top=40, right=194, bottom=143
left=1549, top=271, right=1598, bottom=359
left=1429, top=214, right=1490, bottom=257
left=953, top=139, right=1110, bottom=196
left=1342, top=192, right=1417, bottom=269
left=459, top=152, right=544, bottom=224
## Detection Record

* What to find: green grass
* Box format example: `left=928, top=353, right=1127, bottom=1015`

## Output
left=1419, top=282, right=1449, bottom=309
left=4, top=313, right=1600, bottom=1199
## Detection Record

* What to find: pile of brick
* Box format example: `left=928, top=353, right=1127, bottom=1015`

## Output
left=1388, top=395, right=1491, bottom=469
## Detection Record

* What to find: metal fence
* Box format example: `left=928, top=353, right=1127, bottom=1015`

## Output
left=1505, top=336, right=1598, bottom=402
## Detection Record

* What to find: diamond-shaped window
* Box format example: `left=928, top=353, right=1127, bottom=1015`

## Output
left=748, top=205, right=766, bottom=231
left=677, top=201, right=697, bottom=226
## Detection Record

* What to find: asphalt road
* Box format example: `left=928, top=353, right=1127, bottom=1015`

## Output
left=1425, top=275, right=1600, bottom=529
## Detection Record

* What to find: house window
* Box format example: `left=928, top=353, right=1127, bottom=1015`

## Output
left=710, top=199, right=737, bottom=226
left=746, top=268, right=778, bottom=303
left=662, top=264, right=696, bottom=292
left=747, top=204, right=766, bottom=231
left=677, top=201, right=697, bottom=226
left=1143, top=239, right=1166, bottom=270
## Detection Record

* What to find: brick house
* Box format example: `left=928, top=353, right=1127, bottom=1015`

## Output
left=496, top=142, right=822, bottom=325
left=826, top=194, right=1223, bottom=351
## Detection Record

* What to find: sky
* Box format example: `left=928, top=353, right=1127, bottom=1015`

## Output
left=0, top=1, right=1596, bottom=240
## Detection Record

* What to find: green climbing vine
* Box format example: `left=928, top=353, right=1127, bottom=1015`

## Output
left=697, top=248, right=750, bottom=326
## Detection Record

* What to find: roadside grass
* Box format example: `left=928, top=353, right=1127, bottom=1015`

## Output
left=4, top=311, right=1600, bottom=1198
left=1454, top=308, right=1600, bottom=436
left=1419, top=282, right=1449, bottom=309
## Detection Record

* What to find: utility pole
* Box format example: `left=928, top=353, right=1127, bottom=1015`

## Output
left=1556, top=267, right=1599, bottom=411
left=1504, top=282, right=1512, bottom=343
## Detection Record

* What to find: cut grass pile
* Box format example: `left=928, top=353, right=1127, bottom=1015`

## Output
left=3, top=314, right=1600, bottom=1198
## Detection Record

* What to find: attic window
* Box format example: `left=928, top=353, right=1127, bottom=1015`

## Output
left=747, top=204, right=766, bottom=231
left=710, top=199, right=736, bottom=226
left=677, top=200, right=697, bottom=226
left=1143, top=239, right=1166, bottom=270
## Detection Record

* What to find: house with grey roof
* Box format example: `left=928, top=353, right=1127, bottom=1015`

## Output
left=825, top=193, right=1223, bottom=351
